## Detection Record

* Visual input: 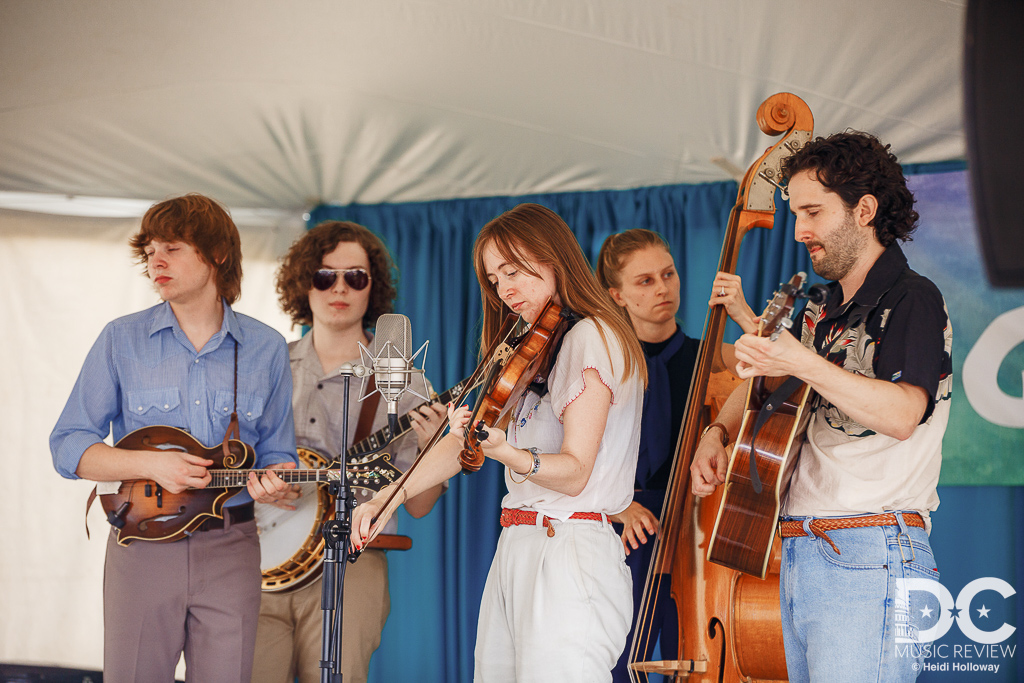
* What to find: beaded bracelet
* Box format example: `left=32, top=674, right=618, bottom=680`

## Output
left=508, top=446, right=541, bottom=484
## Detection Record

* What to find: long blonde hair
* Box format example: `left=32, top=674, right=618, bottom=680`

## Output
left=473, top=203, right=647, bottom=387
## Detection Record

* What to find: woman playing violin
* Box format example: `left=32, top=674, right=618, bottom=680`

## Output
left=352, top=203, right=647, bottom=682
left=596, top=228, right=756, bottom=682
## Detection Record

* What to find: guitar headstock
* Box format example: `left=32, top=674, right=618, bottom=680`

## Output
left=759, top=272, right=807, bottom=342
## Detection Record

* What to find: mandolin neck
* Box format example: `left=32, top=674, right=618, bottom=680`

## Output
left=204, top=468, right=340, bottom=488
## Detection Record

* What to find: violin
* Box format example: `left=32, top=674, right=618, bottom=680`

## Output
left=366, top=300, right=571, bottom=524
left=460, top=299, right=572, bottom=472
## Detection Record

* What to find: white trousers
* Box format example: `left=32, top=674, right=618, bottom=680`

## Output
left=474, top=517, right=632, bottom=683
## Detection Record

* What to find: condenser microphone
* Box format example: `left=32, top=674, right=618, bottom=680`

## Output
left=372, top=313, right=415, bottom=413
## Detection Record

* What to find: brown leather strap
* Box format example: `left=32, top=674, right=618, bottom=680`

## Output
left=779, top=512, right=925, bottom=555
left=365, top=533, right=412, bottom=551
left=221, top=339, right=240, bottom=459
left=353, top=374, right=379, bottom=444
left=85, top=485, right=98, bottom=539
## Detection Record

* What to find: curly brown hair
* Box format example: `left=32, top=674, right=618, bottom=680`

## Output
left=781, top=130, right=919, bottom=246
left=129, top=194, right=243, bottom=303
left=276, top=221, right=397, bottom=329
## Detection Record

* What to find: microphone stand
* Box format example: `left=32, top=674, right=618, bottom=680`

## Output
left=318, top=364, right=353, bottom=683
left=319, top=364, right=400, bottom=683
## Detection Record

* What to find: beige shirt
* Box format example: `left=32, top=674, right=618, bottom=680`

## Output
left=289, top=331, right=438, bottom=535
left=782, top=251, right=953, bottom=529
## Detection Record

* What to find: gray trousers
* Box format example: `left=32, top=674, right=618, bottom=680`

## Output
left=102, top=519, right=262, bottom=683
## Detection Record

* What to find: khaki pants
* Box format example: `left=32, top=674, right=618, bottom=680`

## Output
left=253, top=549, right=389, bottom=683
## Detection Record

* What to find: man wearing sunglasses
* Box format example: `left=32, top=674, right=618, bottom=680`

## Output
left=253, top=220, right=447, bottom=683
left=50, top=193, right=299, bottom=682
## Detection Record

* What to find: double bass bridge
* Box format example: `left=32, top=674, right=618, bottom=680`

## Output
left=629, top=659, right=708, bottom=678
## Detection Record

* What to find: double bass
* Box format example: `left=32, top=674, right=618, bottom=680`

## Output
left=629, top=93, right=813, bottom=681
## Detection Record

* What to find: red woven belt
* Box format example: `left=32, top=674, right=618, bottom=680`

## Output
left=500, top=508, right=607, bottom=537
left=779, top=512, right=925, bottom=555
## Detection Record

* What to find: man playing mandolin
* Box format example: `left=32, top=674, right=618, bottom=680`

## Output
left=691, top=131, right=952, bottom=683
left=50, top=193, right=299, bottom=682
left=253, top=220, right=447, bottom=683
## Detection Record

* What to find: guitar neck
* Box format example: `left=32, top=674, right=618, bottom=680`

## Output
left=346, top=378, right=470, bottom=456
left=206, top=468, right=340, bottom=488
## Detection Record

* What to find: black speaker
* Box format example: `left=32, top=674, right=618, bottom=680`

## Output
left=964, top=0, right=1024, bottom=287
left=0, top=664, right=101, bottom=683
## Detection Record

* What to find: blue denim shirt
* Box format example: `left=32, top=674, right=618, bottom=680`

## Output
left=50, top=300, right=298, bottom=505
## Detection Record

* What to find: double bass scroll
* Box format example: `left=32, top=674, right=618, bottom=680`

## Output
left=629, top=92, right=813, bottom=682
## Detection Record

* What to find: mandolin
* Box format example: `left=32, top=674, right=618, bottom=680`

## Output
left=95, top=425, right=400, bottom=546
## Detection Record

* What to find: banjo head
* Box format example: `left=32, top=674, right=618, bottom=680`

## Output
left=255, top=447, right=333, bottom=592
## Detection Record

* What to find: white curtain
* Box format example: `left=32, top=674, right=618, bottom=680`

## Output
left=0, top=207, right=304, bottom=671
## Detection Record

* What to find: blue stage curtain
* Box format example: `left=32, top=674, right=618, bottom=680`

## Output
left=309, top=181, right=812, bottom=683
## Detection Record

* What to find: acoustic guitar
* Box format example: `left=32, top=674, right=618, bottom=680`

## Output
left=706, top=272, right=816, bottom=578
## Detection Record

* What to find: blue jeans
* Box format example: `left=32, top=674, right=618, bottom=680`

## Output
left=780, top=513, right=939, bottom=683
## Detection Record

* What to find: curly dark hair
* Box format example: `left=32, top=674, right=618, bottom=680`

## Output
left=276, top=221, right=396, bottom=329
left=130, top=194, right=243, bottom=303
left=781, top=131, right=919, bottom=246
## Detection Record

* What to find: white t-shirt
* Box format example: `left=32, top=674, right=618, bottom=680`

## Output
left=501, top=318, right=644, bottom=520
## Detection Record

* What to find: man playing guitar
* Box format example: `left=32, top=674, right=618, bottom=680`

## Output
left=691, top=132, right=952, bottom=683
left=253, top=220, right=446, bottom=683
left=50, top=193, right=298, bottom=682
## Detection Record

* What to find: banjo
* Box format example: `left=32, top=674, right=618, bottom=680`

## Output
left=256, top=377, right=475, bottom=592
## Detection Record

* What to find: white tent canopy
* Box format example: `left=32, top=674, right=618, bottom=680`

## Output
left=1, top=0, right=966, bottom=217
left=0, top=0, right=968, bottom=674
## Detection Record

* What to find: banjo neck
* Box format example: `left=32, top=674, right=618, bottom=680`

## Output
left=346, top=376, right=474, bottom=457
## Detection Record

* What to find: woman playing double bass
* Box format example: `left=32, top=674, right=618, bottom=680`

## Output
left=352, top=203, right=647, bottom=682
left=596, top=229, right=756, bottom=681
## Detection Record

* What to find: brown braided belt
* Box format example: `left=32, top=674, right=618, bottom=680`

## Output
left=500, top=507, right=608, bottom=537
left=778, top=512, right=925, bottom=555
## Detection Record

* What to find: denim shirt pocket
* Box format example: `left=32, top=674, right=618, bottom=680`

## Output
left=125, top=388, right=184, bottom=428
left=211, top=390, right=265, bottom=428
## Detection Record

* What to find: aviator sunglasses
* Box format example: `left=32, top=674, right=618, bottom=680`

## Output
left=311, top=268, right=371, bottom=291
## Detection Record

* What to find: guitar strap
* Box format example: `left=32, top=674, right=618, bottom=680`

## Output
left=352, top=374, right=380, bottom=449
left=747, top=303, right=873, bottom=494
left=350, top=374, right=412, bottom=552
left=220, top=339, right=240, bottom=459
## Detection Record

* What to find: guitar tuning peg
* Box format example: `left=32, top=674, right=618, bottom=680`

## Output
left=781, top=317, right=794, bottom=329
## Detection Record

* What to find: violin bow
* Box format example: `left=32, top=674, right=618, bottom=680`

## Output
left=368, top=311, right=520, bottom=526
